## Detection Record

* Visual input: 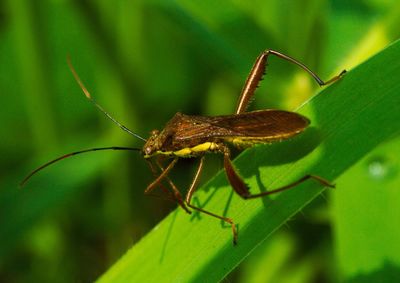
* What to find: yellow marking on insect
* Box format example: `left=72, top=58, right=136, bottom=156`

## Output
left=157, top=142, right=218, bottom=157
left=173, top=148, right=192, bottom=157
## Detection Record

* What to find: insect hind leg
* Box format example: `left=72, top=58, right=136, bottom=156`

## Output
left=221, top=144, right=334, bottom=199
left=235, top=49, right=346, bottom=114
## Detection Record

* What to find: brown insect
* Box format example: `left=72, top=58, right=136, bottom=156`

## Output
left=22, top=50, right=346, bottom=244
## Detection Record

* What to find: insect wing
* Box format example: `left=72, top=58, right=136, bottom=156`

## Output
left=213, top=110, right=310, bottom=138
left=175, top=110, right=309, bottom=141
left=172, top=114, right=237, bottom=140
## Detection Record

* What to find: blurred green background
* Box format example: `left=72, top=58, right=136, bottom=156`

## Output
left=1, top=0, right=399, bottom=282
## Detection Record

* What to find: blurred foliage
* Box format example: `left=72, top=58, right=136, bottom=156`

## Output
left=0, top=0, right=399, bottom=282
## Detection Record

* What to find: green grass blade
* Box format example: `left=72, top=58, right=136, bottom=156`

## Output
left=97, top=40, right=400, bottom=283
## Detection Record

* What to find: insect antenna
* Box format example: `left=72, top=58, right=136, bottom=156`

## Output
left=67, top=56, right=146, bottom=142
left=20, top=146, right=141, bottom=187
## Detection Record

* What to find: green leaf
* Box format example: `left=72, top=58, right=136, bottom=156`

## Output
left=97, top=40, right=400, bottom=282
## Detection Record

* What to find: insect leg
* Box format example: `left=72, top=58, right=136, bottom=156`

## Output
left=185, top=156, right=238, bottom=245
left=185, top=156, right=206, bottom=201
left=154, top=159, right=191, bottom=214
left=221, top=144, right=334, bottom=199
left=222, top=145, right=250, bottom=196
left=145, top=159, right=176, bottom=201
left=236, top=49, right=346, bottom=114
left=144, top=158, right=178, bottom=195
left=145, top=158, right=191, bottom=214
